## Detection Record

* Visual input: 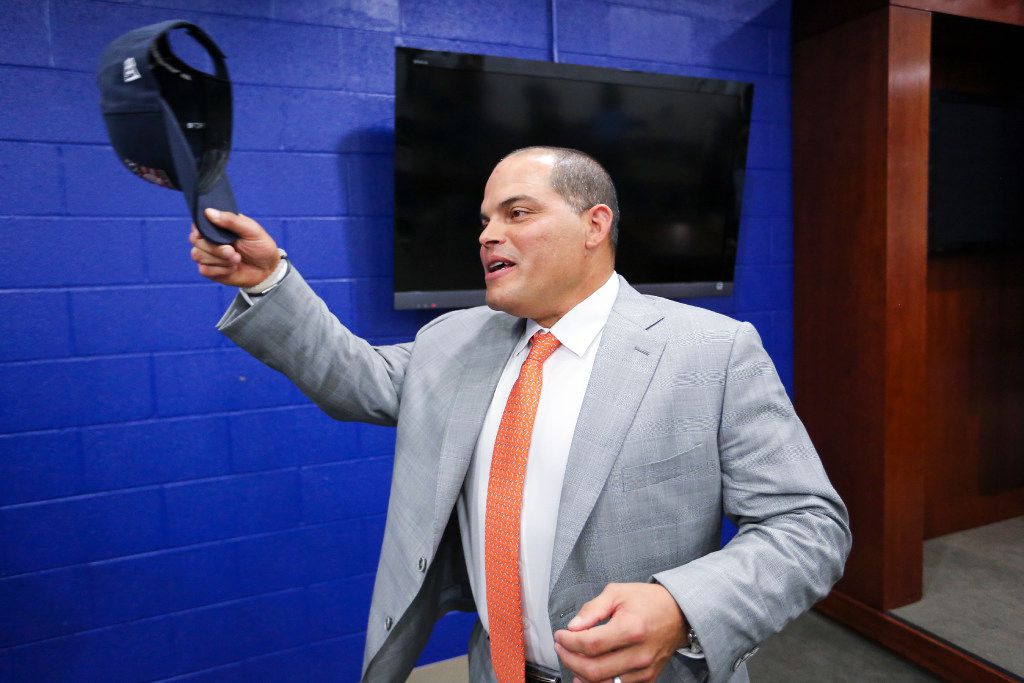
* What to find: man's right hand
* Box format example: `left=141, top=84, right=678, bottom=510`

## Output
left=189, top=208, right=281, bottom=288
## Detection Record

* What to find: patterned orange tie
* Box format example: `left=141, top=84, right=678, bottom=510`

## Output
left=485, top=331, right=561, bottom=682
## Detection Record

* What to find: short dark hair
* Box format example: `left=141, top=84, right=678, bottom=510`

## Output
left=503, top=146, right=620, bottom=247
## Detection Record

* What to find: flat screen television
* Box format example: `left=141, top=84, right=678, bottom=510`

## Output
left=929, top=89, right=1024, bottom=254
left=394, top=47, right=754, bottom=310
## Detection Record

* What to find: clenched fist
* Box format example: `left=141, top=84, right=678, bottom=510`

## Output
left=189, top=208, right=280, bottom=287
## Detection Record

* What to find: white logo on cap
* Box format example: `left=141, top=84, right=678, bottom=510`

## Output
left=123, top=57, right=142, bottom=82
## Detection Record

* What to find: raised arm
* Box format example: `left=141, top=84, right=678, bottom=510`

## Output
left=190, top=208, right=413, bottom=426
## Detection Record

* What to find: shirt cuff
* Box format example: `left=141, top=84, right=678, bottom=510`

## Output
left=239, top=249, right=289, bottom=305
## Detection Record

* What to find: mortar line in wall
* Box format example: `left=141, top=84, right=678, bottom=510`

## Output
left=154, top=623, right=378, bottom=683
left=0, top=454, right=388, bottom=514
left=0, top=577, right=376, bottom=654
left=549, top=0, right=559, bottom=62
left=0, top=277, right=358, bottom=295
left=0, top=213, right=393, bottom=220
left=83, top=0, right=399, bottom=38
left=8, top=57, right=783, bottom=91
left=43, top=0, right=54, bottom=68
left=0, top=515, right=383, bottom=581
left=0, top=403, right=360, bottom=439
left=0, top=139, right=367, bottom=156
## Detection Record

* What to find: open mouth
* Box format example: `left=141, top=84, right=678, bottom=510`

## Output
left=487, top=260, right=515, bottom=274
left=484, top=256, right=517, bottom=280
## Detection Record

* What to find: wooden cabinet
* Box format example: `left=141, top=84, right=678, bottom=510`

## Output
left=792, top=2, right=1023, bottom=681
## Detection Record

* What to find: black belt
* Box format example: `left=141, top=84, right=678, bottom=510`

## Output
left=525, top=662, right=561, bottom=683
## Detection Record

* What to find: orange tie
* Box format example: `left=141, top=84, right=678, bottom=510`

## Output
left=485, top=331, right=561, bottom=682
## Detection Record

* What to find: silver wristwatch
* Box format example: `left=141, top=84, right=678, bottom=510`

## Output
left=686, top=626, right=703, bottom=654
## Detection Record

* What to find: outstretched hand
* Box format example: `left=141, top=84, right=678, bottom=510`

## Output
left=553, top=582, right=689, bottom=683
left=189, top=208, right=280, bottom=287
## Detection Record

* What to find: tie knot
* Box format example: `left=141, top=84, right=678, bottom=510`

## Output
left=526, top=331, right=560, bottom=365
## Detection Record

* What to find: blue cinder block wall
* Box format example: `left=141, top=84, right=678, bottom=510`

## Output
left=0, top=0, right=793, bottom=679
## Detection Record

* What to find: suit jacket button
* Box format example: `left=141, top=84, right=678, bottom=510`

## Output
left=417, top=557, right=427, bottom=572
left=385, top=616, right=394, bottom=630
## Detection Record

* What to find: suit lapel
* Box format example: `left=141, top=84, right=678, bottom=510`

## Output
left=549, top=278, right=666, bottom=591
left=431, top=313, right=523, bottom=546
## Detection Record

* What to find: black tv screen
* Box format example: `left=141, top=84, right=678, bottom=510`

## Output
left=394, top=47, right=753, bottom=309
left=929, top=89, right=1024, bottom=254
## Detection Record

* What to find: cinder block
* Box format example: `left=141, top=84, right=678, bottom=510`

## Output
left=603, top=0, right=790, bottom=28
left=0, top=356, right=152, bottom=433
left=88, top=542, right=240, bottom=624
left=348, top=276, right=435, bottom=339
left=130, top=0, right=275, bottom=20
left=8, top=615, right=176, bottom=682
left=733, top=263, right=791, bottom=313
left=751, top=76, right=790, bottom=123
left=740, top=168, right=790, bottom=218
left=357, top=423, right=397, bottom=460
left=396, top=35, right=549, bottom=63
left=0, top=218, right=146, bottom=288
left=303, top=518, right=381, bottom=583
left=229, top=406, right=360, bottom=472
left=744, top=120, right=772, bottom=170
left=275, top=0, right=398, bottom=30
left=0, top=430, right=82, bottom=506
left=230, top=151, right=347, bottom=217
left=0, top=142, right=63, bottom=215
left=233, top=528, right=309, bottom=594
left=200, top=17, right=392, bottom=93
left=80, top=415, right=231, bottom=491
left=303, top=574, right=373, bottom=640
left=769, top=215, right=794, bottom=265
left=417, top=610, right=477, bottom=666
left=163, top=470, right=301, bottom=546
left=736, top=214, right=771, bottom=267
left=71, top=284, right=225, bottom=355
left=170, top=589, right=307, bottom=673
left=235, top=86, right=395, bottom=154
left=770, top=308, right=794, bottom=367
left=401, top=0, right=548, bottom=48
left=0, top=566, right=94, bottom=647
left=63, top=144, right=184, bottom=217
left=346, top=153, right=393, bottom=217
left=0, top=0, right=50, bottom=67
left=770, top=26, right=791, bottom=75
left=153, top=348, right=301, bottom=417
left=767, top=121, right=792, bottom=170
left=304, top=632, right=366, bottom=682
left=0, top=291, right=72, bottom=362
left=300, top=458, right=391, bottom=523
left=303, top=280, right=355, bottom=330
left=0, top=488, right=163, bottom=575
left=561, top=1, right=775, bottom=72
left=143, top=217, right=285, bottom=284
left=0, top=67, right=105, bottom=144
left=286, top=217, right=391, bottom=279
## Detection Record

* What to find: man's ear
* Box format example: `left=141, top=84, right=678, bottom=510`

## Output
left=584, top=204, right=613, bottom=250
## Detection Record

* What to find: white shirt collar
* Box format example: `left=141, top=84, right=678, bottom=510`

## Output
left=514, top=271, right=620, bottom=359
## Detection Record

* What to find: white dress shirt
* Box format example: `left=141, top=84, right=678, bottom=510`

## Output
left=457, top=271, right=620, bottom=669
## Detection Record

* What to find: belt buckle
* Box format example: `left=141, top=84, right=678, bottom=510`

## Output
left=524, top=662, right=560, bottom=683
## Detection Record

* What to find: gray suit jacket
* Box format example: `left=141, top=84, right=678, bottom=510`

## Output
left=217, top=266, right=851, bottom=683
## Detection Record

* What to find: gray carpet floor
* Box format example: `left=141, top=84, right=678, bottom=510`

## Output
left=891, top=515, right=1024, bottom=677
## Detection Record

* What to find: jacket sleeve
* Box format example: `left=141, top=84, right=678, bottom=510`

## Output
left=652, top=321, right=852, bottom=683
left=216, top=264, right=424, bottom=427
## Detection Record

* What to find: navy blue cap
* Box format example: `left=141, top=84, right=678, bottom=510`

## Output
left=97, top=20, right=237, bottom=245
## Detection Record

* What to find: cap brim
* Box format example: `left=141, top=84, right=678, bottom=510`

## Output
left=161, top=100, right=237, bottom=245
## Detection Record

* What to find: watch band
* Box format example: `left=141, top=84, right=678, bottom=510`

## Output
left=243, top=248, right=289, bottom=296
left=686, top=627, right=703, bottom=655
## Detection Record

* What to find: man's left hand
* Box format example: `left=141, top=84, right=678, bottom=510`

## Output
left=553, top=582, right=688, bottom=683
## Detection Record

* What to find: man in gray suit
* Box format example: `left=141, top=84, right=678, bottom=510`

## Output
left=189, top=147, right=850, bottom=683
